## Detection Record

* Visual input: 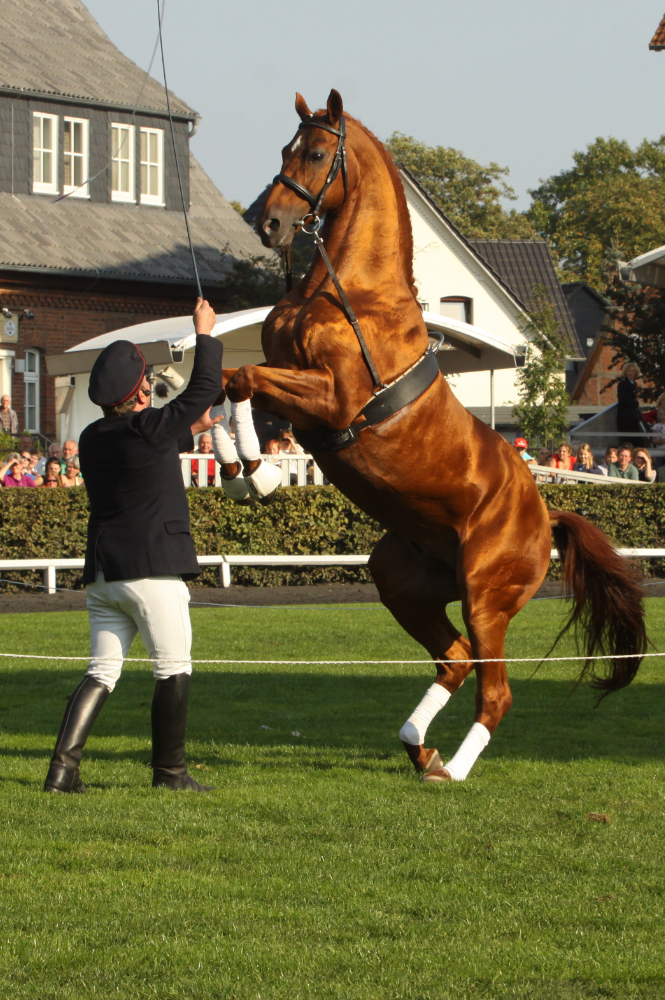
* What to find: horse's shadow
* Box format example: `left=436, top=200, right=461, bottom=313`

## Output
left=1, top=668, right=663, bottom=768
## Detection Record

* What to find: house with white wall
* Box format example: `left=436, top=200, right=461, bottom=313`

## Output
left=400, top=167, right=582, bottom=430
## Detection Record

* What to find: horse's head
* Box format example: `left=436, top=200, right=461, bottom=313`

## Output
left=257, top=89, right=348, bottom=249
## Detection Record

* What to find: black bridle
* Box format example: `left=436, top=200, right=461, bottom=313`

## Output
left=272, top=115, right=386, bottom=392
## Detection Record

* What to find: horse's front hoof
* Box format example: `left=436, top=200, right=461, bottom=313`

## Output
left=402, top=743, right=443, bottom=774
left=420, top=767, right=452, bottom=784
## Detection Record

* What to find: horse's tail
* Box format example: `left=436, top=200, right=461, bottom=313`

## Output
left=547, top=509, right=647, bottom=697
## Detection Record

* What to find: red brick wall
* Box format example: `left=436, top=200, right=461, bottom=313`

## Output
left=575, top=342, right=621, bottom=406
left=1, top=279, right=224, bottom=441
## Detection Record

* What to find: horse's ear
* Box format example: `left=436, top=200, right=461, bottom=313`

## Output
left=326, top=89, right=343, bottom=125
left=295, top=93, right=313, bottom=121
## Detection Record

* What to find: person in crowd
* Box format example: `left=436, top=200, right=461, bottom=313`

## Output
left=643, top=392, right=665, bottom=448
left=632, top=448, right=656, bottom=483
left=263, top=438, right=297, bottom=484
left=278, top=427, right=306, bottom=455
left=35, top=442, right=64, bottom=477
left=19, top=449, right=43, bottom=484
left=608, top=446, right=639, bottom=480
left=617, top=363, right=645, bottom=435
left=1, top=459, right=36, bottom=487
left=192, top=432, right=215, bottom=486
left=59, top=461, right=84, bottom=487
left=0, top=394, right=18, bottom=435
left=43, top=297, right=223, bottom=796
left=41, top=458, right=62, bottom=488
left=513, top=437, right=533, bottom=461
left=598, top=446, right=618, bottom=475
left=536, top=447, right=551, bottom=466
left=62, top=440, right=79, bottom=465
left=573, top=443, right=604, bottom=476
left=543, top=454, right=562, bottom=483
left=555, top=442, right=575, bottom=470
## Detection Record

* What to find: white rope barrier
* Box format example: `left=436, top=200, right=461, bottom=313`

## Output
left=0, top=651, right=661, bottom=666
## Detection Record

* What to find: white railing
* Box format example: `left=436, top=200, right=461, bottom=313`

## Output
left=180, top=453, right=325, bottom=488
left=529, top=464, right=648, bottom=485
left=2, top=550, right=665, bottom=593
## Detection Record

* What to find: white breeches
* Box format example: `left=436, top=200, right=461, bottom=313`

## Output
left=85, top=573, right=192, bottom=692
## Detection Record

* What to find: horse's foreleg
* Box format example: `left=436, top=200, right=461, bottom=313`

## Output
left=224, top=365, right=361, bottom=430
left=369, top=532, right=475, bottom=775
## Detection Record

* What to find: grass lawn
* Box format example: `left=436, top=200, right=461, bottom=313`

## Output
left=0, top=596, right=664, bottom=1000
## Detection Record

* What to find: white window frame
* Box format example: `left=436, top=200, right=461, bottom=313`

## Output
left=63, top=117, right=89, bottom=198
left=139, top=127, right=164, bottom=206
left=111, top=123, right=135, bottom=203
left=23, top=349, right=40, bottom=433
left=32, top=113, right=58, bottom=195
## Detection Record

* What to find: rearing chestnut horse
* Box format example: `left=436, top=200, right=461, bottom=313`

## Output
left=224, top=90, right=647, bottom=782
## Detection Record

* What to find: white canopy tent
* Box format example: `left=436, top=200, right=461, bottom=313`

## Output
left=46, top=307, right=521, bottom=443
left=623, top=246, right=665, bottom=289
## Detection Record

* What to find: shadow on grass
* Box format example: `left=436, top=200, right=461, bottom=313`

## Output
left=1, top=668, right=664, bottom=767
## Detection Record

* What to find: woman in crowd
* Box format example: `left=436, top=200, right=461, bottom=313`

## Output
left=536, top=447, right=551, bottom=466
left=573, top=443, right=604, bottom=476
left=598, top=446, right=618, bottom=476
left=617, top=362, right=645, bottom=435
left=59, top=461, right=84, bottom=487
left=40, top=458, right=62, bottom=488
left=632, top=448, right=656, bottom=483
left=555, top=441, right=575, bottom=470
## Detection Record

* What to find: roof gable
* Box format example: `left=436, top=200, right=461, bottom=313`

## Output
left=469, top=239, right=583, bottom=356
left=0, top=0, right=196, bottom=118
left=650, top=13, right=665, bottom=50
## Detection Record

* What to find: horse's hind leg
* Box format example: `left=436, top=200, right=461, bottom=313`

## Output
left=369, top=532, right=475, bottom=775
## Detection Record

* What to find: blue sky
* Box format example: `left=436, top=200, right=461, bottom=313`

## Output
left=85, top=0, right=665, bottom=211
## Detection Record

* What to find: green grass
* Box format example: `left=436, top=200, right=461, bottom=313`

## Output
left=1, top=597, right=664, bottom=999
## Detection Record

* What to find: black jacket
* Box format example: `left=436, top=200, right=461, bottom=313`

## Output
left=79, top=334, right=223, bottom=585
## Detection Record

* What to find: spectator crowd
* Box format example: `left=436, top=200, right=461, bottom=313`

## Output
left=515, top=438, right=664, bottom=483
left=0, top=436, right=82, bottom=488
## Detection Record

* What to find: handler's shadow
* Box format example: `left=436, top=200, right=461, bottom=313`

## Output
left=1, top=669, right=663, bottom=767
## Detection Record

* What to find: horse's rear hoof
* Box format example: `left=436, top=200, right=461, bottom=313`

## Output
left=420, top=767, right=453, bottom=783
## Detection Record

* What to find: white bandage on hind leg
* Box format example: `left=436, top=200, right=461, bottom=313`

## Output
left=210, top=408, right=239, bottom=465
left=399, top=683, right=451, bottom=745
left=231, top=399, right=261, bottom=462
left=444, top=722, right=491, bottom=781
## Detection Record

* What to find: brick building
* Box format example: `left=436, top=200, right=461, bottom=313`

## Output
left=0, top=0, right=269, bottom=441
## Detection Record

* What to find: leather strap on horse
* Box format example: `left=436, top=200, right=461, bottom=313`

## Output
left=273, top=115, right=385, bottom=392
left=293, top=347, right=440, bottom=454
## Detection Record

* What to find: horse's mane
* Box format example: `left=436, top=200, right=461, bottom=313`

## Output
left=348, top=116, right=418, bottom=300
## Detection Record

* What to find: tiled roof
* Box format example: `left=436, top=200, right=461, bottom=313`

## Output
left=650, top=13, right=665, bottom=50
left=0, top=0, right=196, bottom=118
left=0, top=155, right=272, bottom=285
left=468, top=239, right=583, bottom=356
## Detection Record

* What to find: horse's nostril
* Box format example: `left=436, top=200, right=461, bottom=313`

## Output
left=264, top=218, right=281, bottom=233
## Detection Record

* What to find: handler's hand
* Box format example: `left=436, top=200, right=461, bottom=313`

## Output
left=191, top=407, right=224, bottom=436
left=193, top=297, right=216, bottom=336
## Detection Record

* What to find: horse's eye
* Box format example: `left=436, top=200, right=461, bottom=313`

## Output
left=309, top=151, right=325, bottom=162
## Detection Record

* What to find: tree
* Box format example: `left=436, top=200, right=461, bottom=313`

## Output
left=528, top=136, right=665, bottom=290
left=601, top=275, right=665, bottom=403
left=512, top=286, right=570, bottom=447
left=385, top=133, right=534, bottom=239
left=218, top=252, right=286, bottom=310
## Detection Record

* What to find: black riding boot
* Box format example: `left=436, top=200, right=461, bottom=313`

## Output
left=151, top=673, right=213, bottom=792
left=44, top=676, right=109, bottom=793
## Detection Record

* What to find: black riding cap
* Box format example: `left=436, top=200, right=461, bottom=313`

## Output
left=88, top=341, right=146, bottom=407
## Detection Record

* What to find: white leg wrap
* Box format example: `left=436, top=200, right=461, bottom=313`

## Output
left=231, top=399, right=261, bottom=462
left=244, top=459, right=282, bottom=500
left=399, top=683, right=451, bottom=745
left=444, top=722, right=491, bottom=781
left=210, top=408, right=239, bottom=465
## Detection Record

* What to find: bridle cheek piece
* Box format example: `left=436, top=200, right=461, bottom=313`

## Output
left=273, top=116, right=348, bottom=223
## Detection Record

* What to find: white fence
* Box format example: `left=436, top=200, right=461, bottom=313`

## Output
left=180, top=453, right=325, bottom=488
left=529, top=464, right=648, bottom=485
left=1, top=550, right=665, bottom=593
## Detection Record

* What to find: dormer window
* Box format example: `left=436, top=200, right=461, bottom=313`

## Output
left=111, top=123, right=135, bottom=202
left=63, top=118, right=89, bottom=198
left=140, top=127, right=164, bottom=206
left=32, top=113, right=58, bottom=195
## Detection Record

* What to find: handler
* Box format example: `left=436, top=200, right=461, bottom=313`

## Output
left=44, top=298, right=223, bottom=794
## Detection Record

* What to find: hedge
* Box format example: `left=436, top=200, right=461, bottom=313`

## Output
left=1, top=484, right=665, bottom=591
